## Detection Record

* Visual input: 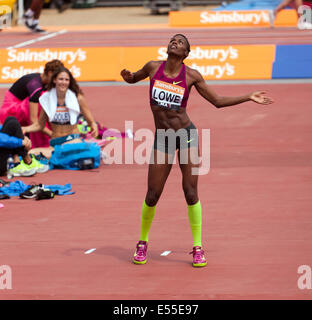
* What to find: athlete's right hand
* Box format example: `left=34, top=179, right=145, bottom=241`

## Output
left=120, top=69, right=134, bottom=83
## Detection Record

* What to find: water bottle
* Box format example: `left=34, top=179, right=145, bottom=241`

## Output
left=83, top=120, right=89, bottom=134
left=6, top=155, right=14, bottom=179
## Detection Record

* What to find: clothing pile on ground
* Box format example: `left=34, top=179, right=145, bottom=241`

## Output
left=0, top=179, right=74, bottom=201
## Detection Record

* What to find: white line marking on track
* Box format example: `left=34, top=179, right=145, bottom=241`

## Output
left=84, top=248, right=96, bottom=255
left=6, top=29, right=68, bottom=49
left=160, top=251, right=171, bottom=256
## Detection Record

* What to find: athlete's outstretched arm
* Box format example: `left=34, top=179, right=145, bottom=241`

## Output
left=191, top=69, right=274, bottom=108
left=23, top=108, right=49, bottom=134
left=29, top=102, right=52, bottom=137
left=120, top=61, right=156, bottom=84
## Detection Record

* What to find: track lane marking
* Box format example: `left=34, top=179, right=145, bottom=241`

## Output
left=84, top=248, right=96, bottom=255
left=6, top=29, right=68, bottom=49
left=161, top=251, right=171, bottom=256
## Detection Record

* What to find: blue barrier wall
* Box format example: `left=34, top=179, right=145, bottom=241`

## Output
left=214, top=0, right=283, bottom=11
left=272, top=45, right=312, bottom=78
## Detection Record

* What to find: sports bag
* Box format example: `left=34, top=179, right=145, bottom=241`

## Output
left=49, top=142, right=101, bottom=170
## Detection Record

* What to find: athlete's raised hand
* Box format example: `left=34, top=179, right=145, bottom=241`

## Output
left=121, top=62, right=155, bottom=84
left=120, top=69, right=134, bottom=83
left=250, top=91, right=274, bottom=105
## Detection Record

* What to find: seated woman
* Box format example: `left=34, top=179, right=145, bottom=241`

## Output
left=0, top=116, right=48, bottom=177
left=0, top=59, right=64, bottom=148
left=23, top=67, right=98, bottom=160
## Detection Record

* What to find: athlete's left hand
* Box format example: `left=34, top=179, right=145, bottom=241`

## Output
left=90, top=122, right=99, bottom=138
left=250, top=91, right=274, bottom=105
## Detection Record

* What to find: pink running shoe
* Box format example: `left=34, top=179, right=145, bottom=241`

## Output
left=190, top=246, right=207, bottom=267
left=133, top=240, right=148, bottom=265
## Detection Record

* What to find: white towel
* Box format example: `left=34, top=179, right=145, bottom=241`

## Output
left=39, top=88, right=80, bottom=125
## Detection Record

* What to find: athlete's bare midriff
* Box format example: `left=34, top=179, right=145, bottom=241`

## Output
left=50, top=123, right=80, bottom=139
left=151, top=105, right=191, bottom=131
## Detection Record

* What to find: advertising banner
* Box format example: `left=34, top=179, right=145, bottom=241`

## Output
left=169, top=10, right=297, bottom=28
left=274, top=9, right=298, bottom=27
left=272, top=44, right=312, bottom=78
left=169, top=10, right=272, bottom=27
left=0, top=44, right=275, bottom=83
left=0, top=47, right=120, bottom=82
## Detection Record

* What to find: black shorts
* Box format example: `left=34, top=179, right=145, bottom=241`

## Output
left=153, top=122, right=199, bottom=155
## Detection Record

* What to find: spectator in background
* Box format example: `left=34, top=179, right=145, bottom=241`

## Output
left=54, top=0, right=72, bottom=13
left=23, top=0, right=46, bottom=33
left=0, top=59, right=64, bottom=148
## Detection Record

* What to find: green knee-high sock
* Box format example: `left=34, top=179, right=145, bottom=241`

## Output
left=187, top=200, right=202, bottom=247
left=139, top=201, right=156, bottom=242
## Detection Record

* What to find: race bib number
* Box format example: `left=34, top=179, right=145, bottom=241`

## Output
left=152, top=80, right=185, bottom=110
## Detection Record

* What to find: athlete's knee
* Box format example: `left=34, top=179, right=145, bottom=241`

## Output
left=2, top=116, right=21, bottom=136
left=183, top=186, right=198, bottom=205
left=145, top=188, right=162, bottom=207
left=4, top=116, right=18, bottom=125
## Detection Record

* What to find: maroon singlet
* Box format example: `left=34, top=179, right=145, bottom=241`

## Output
left=150, top=61, right=189, bottom=111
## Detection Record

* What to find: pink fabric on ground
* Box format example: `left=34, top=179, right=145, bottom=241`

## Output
left=29, top=129, right=51, bottom=148
left=29, top=102, right=51, bottom=148
left=0, top=91, right=29, bottom=125
left=0, top=91, right=50, bottom=148
left=85, top=135, right=107, bottom=147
